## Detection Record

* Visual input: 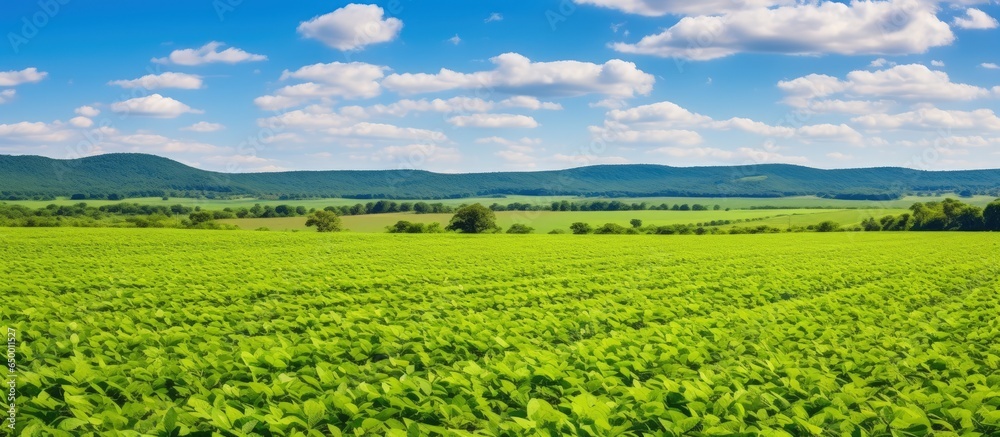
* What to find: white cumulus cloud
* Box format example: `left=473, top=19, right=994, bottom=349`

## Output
left=255, top=61, right=387, bottom=110
left=325, top=122, right=448, bottom=142
left=297, top=4, right=403, bottom=51
left=68, top=117, right=94, bottom=128
left=153, top=42, right=267, bottom=66
left=852, top=107, right=1000, bottom=131
left=344, top=96, right=562, bottom=118
left=75, top=106, right=101, bottom=117
left=112, top=133, right=224, bottom=154
left=447, top=114, right=540, bottom=128
left=612, top=0, right=954, bottom=61
left=592, top=100, right=865, bottom=145
left=108, top=72, right=204, bottom=90
left=182, top=122, right=225, bottom=132
left=0, top=68, right=48, bottom=86
left=804, top=99, right=894, bottom=115
left=382, top=53, right=655, bottom=98
left=110, top=94, right=203, bottom=118
left=500, top=96, right=563, bottom=110
left=573, top=0, right=797, bottom=16
left=258, top=106, right=356, bottom=130
left=346, top=97, right=495, bottom=117
left=590, top=126, right=705, bottom=145
left=953, top=8, right=998, bottom=29
left=778, top=64, right=991, bottom=108
left=0, top=120, right=76, bottom=143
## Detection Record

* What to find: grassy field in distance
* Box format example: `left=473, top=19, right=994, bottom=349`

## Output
left=219, top=208, right=905, bottom=232
left=718, top=208, right=911, bottom=230
left=4, top=193, right=996, bottom=210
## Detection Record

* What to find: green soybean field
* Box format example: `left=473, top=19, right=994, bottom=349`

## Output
left=2, top=228, right=1000, bottom=436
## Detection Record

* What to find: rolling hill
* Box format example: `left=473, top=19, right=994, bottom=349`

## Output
left=2, top=153, right=1000, bottom=200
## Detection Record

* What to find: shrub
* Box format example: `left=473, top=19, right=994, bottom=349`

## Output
left=506, top=224, right=535, bottom=234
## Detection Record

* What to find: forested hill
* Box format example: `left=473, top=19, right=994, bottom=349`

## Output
left=3, top=153, right=1000, bottom=200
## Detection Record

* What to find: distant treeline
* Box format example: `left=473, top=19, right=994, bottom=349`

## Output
left=2, top=190, right=231, bottom=202
left=537, top=201, right=722, bottom=212
left=4, top=197, right=999, bottom=233
left=261, top=200, right=726, bottom=215
left=384, top=218, right=827, bottom=236
left=0, top=203, right=236, bottom=230
left=482, top=201, right=725, bottom=212
left=862, top=198, right=1000, bottom=231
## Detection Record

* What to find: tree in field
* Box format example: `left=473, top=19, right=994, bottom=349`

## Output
left=371, top=200, right=392, bottom=214
left=861, top=217, right=881, bottom=231
left=952, top=205, right=985, bottom=231
left=570, top=222, right=592, bottom=234
left=249, top=203, right=264, bottom=217
left=815, top=221, right=840, bottom=232
left=388, top=220, right=414, bottom=233
left=189, top=211, right=214, bottom=225
left=446, top=204, right=499, bottom=233
left=306, top=210, right=342, bottom=232
left=506, top=224, right=534, bottom=234
left=595, top=223, right=629, bottom=234
left=630, top=219, right=643, bottom=228
left=275, top=205, right=292, bottom=216
left=892, top=213, right=913, bottom=231
left=984, top=200, right=1000, bottom=231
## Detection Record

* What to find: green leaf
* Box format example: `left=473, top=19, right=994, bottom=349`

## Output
left=163, top=407, right=178, bottom=432
left=406, top=422, right=421, bottom=437
left=981, top=410, right=1000, bottom=426
left=304, top=399, right=326, bottom=427
left=361, top=418, right=382, bottom=432
left=463, top=362, right=485, bottom=376
left=316, top=363, right=336, bottom=385
left=511, top=417, right=536, bottom=429
left=211, top=408, right=232, bottom=429
left=57, top=418, right=89, bottom=431
left=327, top=424, right=344, bottom=437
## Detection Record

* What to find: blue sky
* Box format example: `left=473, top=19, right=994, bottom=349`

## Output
left=1, top=0, right=999, bottom=173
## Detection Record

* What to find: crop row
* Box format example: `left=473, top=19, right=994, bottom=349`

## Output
left=2, top=229, right=999, bottom=436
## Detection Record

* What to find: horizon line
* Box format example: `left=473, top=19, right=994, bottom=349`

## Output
left=4, top=151, right=1000, bottom=175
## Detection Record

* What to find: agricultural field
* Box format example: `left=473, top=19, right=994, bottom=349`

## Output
left=220, top=209, right=903, bottom=233
left=6, top=193, right=997, bottom=211
left=716, top=209, right=912, bottom=230
left=3, top=228, right=1000, bottom=435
